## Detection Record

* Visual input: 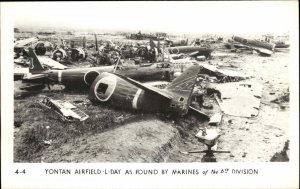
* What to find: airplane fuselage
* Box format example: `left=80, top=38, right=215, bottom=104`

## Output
left=90, top=74, right=166, bottom=111
left=167, top=46, right=213, bottom=58
left=36, top=65, right=172, bottom=88
left=89, top=73, right=190, bottom=116
left=232, top=36, right=275, bottom=51
left=44, top=66, right=115, bottom=86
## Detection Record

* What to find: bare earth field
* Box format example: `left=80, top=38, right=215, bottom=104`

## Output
left=14, top=44, right=290, bottom=163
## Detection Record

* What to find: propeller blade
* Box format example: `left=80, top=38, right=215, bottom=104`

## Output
left=83, top=36, right=86, bottom=48
left=180, top=150, right=207, bottom=154
left=95, top=34, right=99, bottom=52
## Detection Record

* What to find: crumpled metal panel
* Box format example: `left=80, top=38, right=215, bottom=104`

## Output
left=214, top=81, right=263, bottom=117
left=40, top=96, right=89, bottom=121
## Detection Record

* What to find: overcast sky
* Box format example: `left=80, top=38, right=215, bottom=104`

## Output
left=2, top=1, right=298, bottom=35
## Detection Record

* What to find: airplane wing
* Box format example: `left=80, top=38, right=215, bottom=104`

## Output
left=38, top=56, right=68, bottom=70
left=22, top=73, right=47, bottom=80
left=14, top=37, right=39, bottom=48
left=20, top=73, right=50, bottom=91
left=233, top=43, right=248, bottom=49
left=113, top=73, right=173, bottom=100
left=230, top=42, right=273, bottom=56
left=188, top=106, right=210, bottom=120
left=19, top=83, right=46, bottom=91
left=254, top=48, right=273, bottom=56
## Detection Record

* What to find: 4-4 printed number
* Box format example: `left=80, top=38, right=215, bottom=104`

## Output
left=15, top=169, right=26, bottom=174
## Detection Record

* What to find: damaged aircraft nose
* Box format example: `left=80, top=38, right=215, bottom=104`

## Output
left=89, top=73, right=117, bottom=103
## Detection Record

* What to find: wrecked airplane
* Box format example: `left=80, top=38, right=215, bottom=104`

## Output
left=166, top=46, right=213, bottom=59
left=89, top=64, right=208, bottom=118
left=19, top=48, right=173, bottom=90
left=229, top=35, right=276, bottom=56
left=166, top=38, right=189, bottom=47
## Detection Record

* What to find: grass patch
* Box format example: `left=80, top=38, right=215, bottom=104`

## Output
left=14, top=95, right=134, bottom=162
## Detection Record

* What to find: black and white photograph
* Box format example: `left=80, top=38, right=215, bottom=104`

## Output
left=1, top=1, right=299, bottom=188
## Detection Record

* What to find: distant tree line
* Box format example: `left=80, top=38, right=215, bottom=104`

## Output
left=37, top=31, right=57, bottom=35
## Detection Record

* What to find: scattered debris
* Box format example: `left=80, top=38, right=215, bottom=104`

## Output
left=212, top=52, right=236, bottom=58
left=226, top=59, right=243, bottom=64
left=73, top=100, right=84, bottom=104
left=44, top=140, right=52, bottom=145
left=114, top=115, right=125, bottom=124
left=40, top=96, right=89, bottom=121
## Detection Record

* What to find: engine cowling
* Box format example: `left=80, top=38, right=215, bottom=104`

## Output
left=89, top=73, right=140, bottom=110
left=34, top=42, right=47, bottom=55
left=71, top=48, right=87, bottom=61
left=52, top=49, right=67, bottom=61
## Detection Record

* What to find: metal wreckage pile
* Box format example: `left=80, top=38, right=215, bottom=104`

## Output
left=14, top=32, right=290, bottom=162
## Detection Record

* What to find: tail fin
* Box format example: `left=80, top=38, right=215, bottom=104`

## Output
left=167, top=64, right=200, bottom=90
left=149, top=39, right=156, bottom=49
left=28, top=47, right=44, bottom=73
left=166, top=65, right=200, bottom=114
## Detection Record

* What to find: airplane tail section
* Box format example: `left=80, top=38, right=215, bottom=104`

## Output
left=150, top=39, right=156, bottom=49
left=165, top=64, right=201, bottom=115
left=28, top=47, right=45, bottom=73
left=166, top=64, right=200, bottom=91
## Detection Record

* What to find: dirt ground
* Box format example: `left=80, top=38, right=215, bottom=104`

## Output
left=13, top=39, right=290, bottom=163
